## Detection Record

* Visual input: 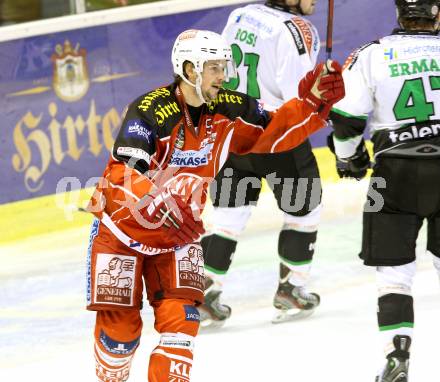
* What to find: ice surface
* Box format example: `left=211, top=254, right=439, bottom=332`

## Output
left=1, top=181, right=438, bottom=381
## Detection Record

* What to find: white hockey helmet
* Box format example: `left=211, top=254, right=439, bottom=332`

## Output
left=171, top=29, right=236, bottom=82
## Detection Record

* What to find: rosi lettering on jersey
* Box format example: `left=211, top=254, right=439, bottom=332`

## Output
left=169, top=144, right=214, bottom=167
left=234, top=28, right=257, bottom=47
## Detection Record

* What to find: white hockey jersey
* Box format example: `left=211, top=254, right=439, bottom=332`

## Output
left=331, top=30, right=440, bottom=159
left=222, top=3, right=320, bottom=111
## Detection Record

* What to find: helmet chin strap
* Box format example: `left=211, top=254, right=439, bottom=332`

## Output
left=180, top=72, right=207, bottom=104
left=195, top=73, right=207, bottom=104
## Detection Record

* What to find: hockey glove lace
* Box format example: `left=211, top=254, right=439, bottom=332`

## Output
left=142, top=191, right=205, bottom=246
left=298, top=60, right=345, bottom=119
left=327, top=132, right=370, bottom=180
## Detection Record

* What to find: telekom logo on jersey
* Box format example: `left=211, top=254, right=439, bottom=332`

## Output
left=389, top=122, right=440, bottom=143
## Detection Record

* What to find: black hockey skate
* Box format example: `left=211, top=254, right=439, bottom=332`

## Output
left=375, top=335, right=411, bottom=382
left=197, top=276, right=231, bottom=329
left=272, top=281, right=320, bottom=323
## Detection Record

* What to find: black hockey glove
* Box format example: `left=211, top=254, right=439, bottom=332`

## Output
left=327, top=132, right=370, bottom=180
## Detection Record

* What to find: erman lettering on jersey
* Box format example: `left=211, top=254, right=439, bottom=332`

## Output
left=388, top=58, right=440, bottom=77
left=284, top=20, right=306, bottom=55
left=169, top=144, right=214, bottom=168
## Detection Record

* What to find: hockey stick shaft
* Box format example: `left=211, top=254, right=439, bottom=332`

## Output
left=326, top=0, right=335, bottom=60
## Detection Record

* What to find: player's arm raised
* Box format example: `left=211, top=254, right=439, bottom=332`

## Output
left=231, top=60, right=345, bottom=154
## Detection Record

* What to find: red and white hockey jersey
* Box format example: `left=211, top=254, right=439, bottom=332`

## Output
left=88, top=83, right=325, bottom=253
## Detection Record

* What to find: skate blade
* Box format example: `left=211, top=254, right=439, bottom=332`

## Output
left=199, top=318, right=227, bottom=332
left=271, top=308, right=315, bottom=324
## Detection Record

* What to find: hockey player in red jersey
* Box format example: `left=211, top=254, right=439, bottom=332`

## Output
left=85, top=29, right=344, bottom=382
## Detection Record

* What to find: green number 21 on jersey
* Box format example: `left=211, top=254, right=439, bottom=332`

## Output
left=223, top=43, right=261, bottom=99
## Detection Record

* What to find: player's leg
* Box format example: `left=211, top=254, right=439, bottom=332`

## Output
left=433, top=253, right=440, bottom=284
left=94, top=310, right=142, bottom=382
left=375, top=263, right=416, bottom=382
left=86, top=220, right=145, bottom=382
left=148, top=299, right=199, bottom=382
left=145, top=246, right=204, bottom=382
left=262, top=141, right=322, bottom=321
left=427, top=215, right=440, bottom=285
left=360, top=157, right=424, bottom=382
left=200, top=206, right=249, bottom=324
left=273, top=206, right=321, bottom=319
left=200, top=155, right=261, bottom=325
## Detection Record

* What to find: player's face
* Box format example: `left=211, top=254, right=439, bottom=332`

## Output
left=287, top=0, right=316, bottom=15
left=201, top=60, right=227, bottom=102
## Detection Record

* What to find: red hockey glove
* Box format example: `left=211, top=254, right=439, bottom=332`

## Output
left=143, top=191, right=205, bottom=246
left=298, top=60, right=345, bottom=119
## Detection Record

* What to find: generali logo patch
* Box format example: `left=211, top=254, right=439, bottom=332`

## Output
left=175, top=245, right=204, bottom=291
left=95, top=253, right=136, bottom=306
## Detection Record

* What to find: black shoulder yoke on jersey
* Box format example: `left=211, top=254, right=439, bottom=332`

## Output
left=112, top=85, right=269, bottom=173
left=346, top=40, right=380, bottom=70
left=134, top=83, right=182, bottom=139
left=207, top=88, right=270, bottom=128
left=112, top=83, right=182, bottom=173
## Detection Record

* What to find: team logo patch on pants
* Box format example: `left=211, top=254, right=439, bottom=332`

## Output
left=175, top=245, right=204, bottom=291
left=94, top=253, right=137, bottom=307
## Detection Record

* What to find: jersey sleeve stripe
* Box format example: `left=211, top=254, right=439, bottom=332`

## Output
left=332, top=107, right=368, bottom=120
left=270, top=113, right=313, bottom=153
left=236, top=116, right=265, bottom=130
left=108, top=180, right=141, bottom=201
left=283, top=20, right=306, bottom=55
left=217, top=128, right=234, bottom=172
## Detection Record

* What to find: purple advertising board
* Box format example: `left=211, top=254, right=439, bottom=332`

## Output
left=0, top=1, right=395, bottom=204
